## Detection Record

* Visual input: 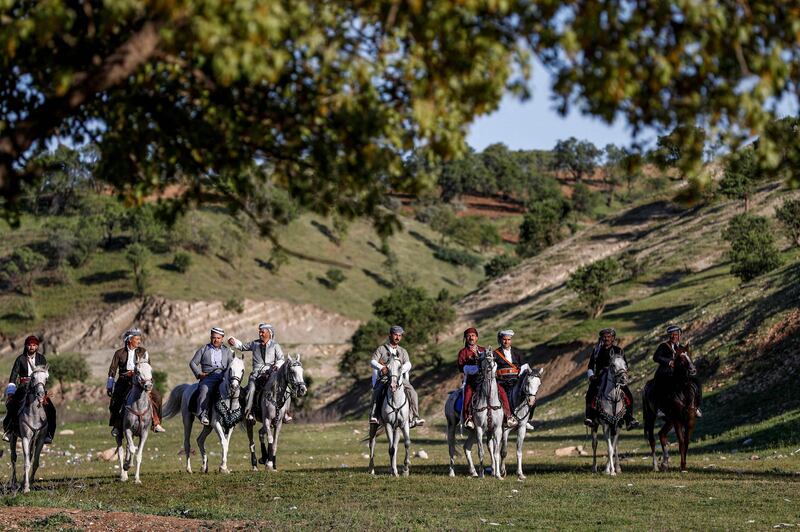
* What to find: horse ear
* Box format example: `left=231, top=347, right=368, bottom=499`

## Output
left=536, top=367, right=544, bottom=377
left=296, top=354, right=301, bottom=363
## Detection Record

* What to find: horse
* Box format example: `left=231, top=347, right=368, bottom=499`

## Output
left=642, top=346, right=701, bottom=473
left=247, top=354, right=306, bottom=471
left=368, top=355, right=411, bottom=477
left=9, top=365, right=49, bottom=493
left=445, top=351, right=504, bottom=479
left=499, top=367, right=543, bottom=480
left=116, top=362, right=153, bottom=483
left=590, top=352, right=629, bottom=475
left=163, top=357, right=245, bottom=474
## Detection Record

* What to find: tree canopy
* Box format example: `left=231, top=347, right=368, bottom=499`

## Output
left=2, top=1, right=798, bottom=232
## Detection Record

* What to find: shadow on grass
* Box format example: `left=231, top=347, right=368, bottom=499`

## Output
left=79, top=270, right=128, bottom=285
left=102, top=291, right=134, bottom=303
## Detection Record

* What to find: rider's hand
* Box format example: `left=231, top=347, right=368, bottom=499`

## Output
left=227, top=337, right=236, bottom=346
left=588, top=375, right=596, bottom=382
left=380, top=366, right=389, bottom=376
left=198, top=372, right=208, bottom=380
left=5, top=394, right=12, bottom=404
left=106, top=388, right=113, bottom=397
left=668, top=361, right=675, bottom=368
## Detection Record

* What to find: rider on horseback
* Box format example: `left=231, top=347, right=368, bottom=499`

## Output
left=653, top=325, right=702, bottom=417
left=492, top=330, right=524, bottom=429
left=228, top=323, right=286, bottom=423
left=3, top=336, right=57, bottom=444
left=190, top=327, right=234, bottom=426
left=368, top=325, right=425, bottom=428
left=459, top=327, right=517, bottom=430
left=584, top=328, right=639, bottom=430
left=107, top=328, right=165, bottom=437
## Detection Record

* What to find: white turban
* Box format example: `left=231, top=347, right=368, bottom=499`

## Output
left=210, top=327, right=225, bottom=336
left=497, top=329, right=515, bottom=343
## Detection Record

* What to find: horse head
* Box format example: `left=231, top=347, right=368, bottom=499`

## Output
left=480, top=349, right=497, bottom=382
left=30, top=365, right=49, bottom=401
left=675, top=347, right=697, bottom=377
left=387, top=355, right=403, bottom=393
left=287, top=354, right=307, bottom=397
left=522, top=367, right=543, bottom=408
left=227, top=357, right=245, bottom=397
left=135, top=362, right=154, bottom=392
left=609, top=352, right=629, bottom=387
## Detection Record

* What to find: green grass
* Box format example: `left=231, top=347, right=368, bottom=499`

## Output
left=2, top=419, right=799, bottom=529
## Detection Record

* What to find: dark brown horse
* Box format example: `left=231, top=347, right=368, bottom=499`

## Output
left=642, top=346, right=702, bottom=473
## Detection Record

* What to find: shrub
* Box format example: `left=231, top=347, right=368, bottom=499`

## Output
left=10, top=298, right=38, bottom=321
left=718, top=147, right=759, bottom=211
left=722, top=214, right=783, bottom=282
left=571, top=182, right=600, bottom=215
left=49, top=353, right=90, bottom=392
left=152, top=369, right=168, bottom=396
left=775, top=197, right=800, bottom=247
left=173, top=251, right=192, bottom=273
left=620, top=251, right=649, bottom=280
left=125, top=243, right=151, bottom=297
left=324, top=268, right=346, bottom=290
left=0, top=247, right=47, bottom=295
left=130, top=205, right=168, bottom=252
left=484, top=254, right=520, bottom=279
left=69, top=215, right=104, bottom=267
left=433, top=247, right=481, bottom=269
left=224, top=297, right=244, bottom=314
left=516, top=200, right=565, bottom=257
left=566, top=257, right=621, bottom=318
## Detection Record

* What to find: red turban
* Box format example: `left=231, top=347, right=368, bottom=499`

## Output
left=463, top=327, right=478, bottom=338
left=24, top=335, right=39, bottom=347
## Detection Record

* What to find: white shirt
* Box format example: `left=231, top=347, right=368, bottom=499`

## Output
left=388, top=345, right=398, bottom=356
left=26, top=355, right=36, bottom=375
left=126, top=349, right=136, bottom=371
left=502, top=348, right=512, bottom=358
left=208, top=345, right=223, bottom=368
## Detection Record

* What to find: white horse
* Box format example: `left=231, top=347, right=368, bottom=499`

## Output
left=9, top=366, right=49, bottom=493
left=253, top=354, right=306, bottom=471
left=591, top=353, right=629, bottom=475
left=116, top=362, right=153, bottom=483
left=500, top=367, right=543, bottom=480
left=368, top=355, right=411, bottom=477
left=445, top=351, right=504, bottom=478
left=163, top=357, right=245, bottom=474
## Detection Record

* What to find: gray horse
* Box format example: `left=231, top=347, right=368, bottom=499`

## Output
left=249, top=354, right=306, bottom=472
left=368, top=355, right=411, bottom=477
left=446, top=351, right=504, bottom=478
left=115, top=361, right=153, bottom=483
left=163, top=357, right=245, bottom=474
left=499, top=367, right=543, bottom=480
left=591, top=353, right=629, bottom=475
left=9, top=365, right=49, bottom=493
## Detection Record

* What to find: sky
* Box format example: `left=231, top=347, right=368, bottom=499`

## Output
left=467, top=61, right=636, bottom=153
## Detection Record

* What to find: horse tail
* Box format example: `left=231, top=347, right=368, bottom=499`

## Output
left=162, top=384, right=189, bottom=419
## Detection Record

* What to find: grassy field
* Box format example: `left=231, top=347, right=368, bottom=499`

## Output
left=1, top=417, right=799, bottom=529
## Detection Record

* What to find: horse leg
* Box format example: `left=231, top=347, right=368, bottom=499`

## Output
left=675, top=421, right=688, bottom=473
left=116, top=432, right=127, bottom=481
left=10, top=435, right=18, bottom=490
left=368, top=423, right=379, bottom=475
left=214, top=421, right=230, bottom=474
left=31, top=432, right=46, bottom=482
left=591, top=426, right=599, bottom=473
left=447, top=417, right=457, bottom=477
left=464, top=430, right=478, bottom=477
left=476, top=427, right=485, bottom=478
left=682, top=414, right=697, bottom=473
left=491, top=427, right=503, bottom=480
left=658, top=421, right=672, bottom=471
left=124, top=428, right=136, bottom=473
left=258, top=425, right=269, bottom=467
left=197, top=424, right=212, bottom=474
left=183, top=412, right=194, bottom=474
left=614, top=427, right=622, bottom=474
left=499, top=429, right=508, bottom=479
left=516, top=424, right=527, bottom=480
left=645, top=408, right=658, bottom=472
left=386, top=421, right=397, bottom=477
left=246, top=422, right=257, bottom=471
left=604, top=426, right=615, bottom=475
left=268, top=422, right=282, bottom=471
left=402, top=421, right=411, bottom=477
left=21, top=436, right=32, bottom=493
left=135, top=430, right=148, bottom=484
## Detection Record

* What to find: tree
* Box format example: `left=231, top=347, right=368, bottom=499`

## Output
left=722, top=214, right=783, bottom=282
left=3, top=3, right=796, bottom=226
left=516, top=200, right=566, bottom=258
left=775, top=198, right=800, bottom=247
left=173, top=251, right=192, bottom=273
left=25, top=144, right=99, bottom=215
left=324, top=268, right=346, bottom=290
left=481, top=143, right=523, bottom=197
left=48, top=353, right=90, bottom=394
left=0, top=247, right=47, bottom=295
left=603, top=144, right=628, bottom=206
left=571, top=183, right=599, bottom=216
left=126, top=243, right=151, bottom=297
left=438, top=150, right=491, bottom=202
left=550, top=138, right=601, bottom=182
left=484, top=254, right=521, bottom=279
left=718, top=147, right=759, bottom=211
left=567, top=258, right=621, bottom=318
left=651, top=126, right=706, bottom=181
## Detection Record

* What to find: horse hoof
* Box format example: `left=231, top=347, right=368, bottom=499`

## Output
left=219, top=467, right=230, bottom=474
left=449, top=471, right=455, bottom=478
left=680, top=469, right=688, bottom=474
left=252, top=466, right=259, bottom=472
left=134, top=479, right=142, bottom=485
left=23, top=487, right=30, bottom=494
left=402, top=470, right=409, bottom=477
left=517, top=475, right=526, bottom=481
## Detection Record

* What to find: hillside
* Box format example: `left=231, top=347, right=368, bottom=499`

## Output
left=411, top=179, right=800, bottom=453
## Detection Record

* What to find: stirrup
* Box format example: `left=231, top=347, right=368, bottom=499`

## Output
left=695, top=408, right=703, bottom=418
left=584, top=418, right=596, bottom=427
left=2, top=431, right=10, bottom=442
left=505, top=417, right=519, bottom=428
left=153, top=424, right=166, bottom=433
left=111, top=427, right=119, bottom=437
left=464, top=418, right=475, bottom=429
left=369, top=417, right=379, bottom=424
left=625, top=418, right=640, bottom=430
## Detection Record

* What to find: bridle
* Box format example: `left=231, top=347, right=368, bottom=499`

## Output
left=384, top=357, right=407, bottom=420
left=512, top=370, right=541, bottom=422
left=25, top=368, right=48, bottom=408
left=473, top=353, right=502, bottom=415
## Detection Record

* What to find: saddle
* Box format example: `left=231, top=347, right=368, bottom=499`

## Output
left=453, top=388, right=464, bottom=415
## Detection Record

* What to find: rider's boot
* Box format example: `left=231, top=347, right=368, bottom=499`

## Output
left=695, top=408, right=703, bottom=418
left=504, top=416, right=519, bottom=429
left=153, top=424, right=166, bottom=433
left=625, top=414, right=640, bottom=431
left=200, top=412, right=210, bottom=426
left=584, top=404, right=596, bottom=427
left=284, top=412, right=292, bottom=423
left=464, top=416, right=475, bottom=429
left=2, top=430, right=10, bottom=442
left=111, top=427, right=119, bottom=437
left=369, top=401, right=379, bottom=424
left=44, top=435, right=53, bottom=444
